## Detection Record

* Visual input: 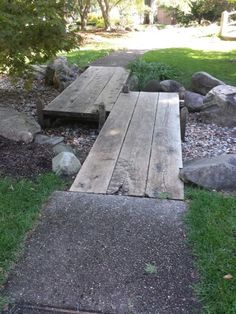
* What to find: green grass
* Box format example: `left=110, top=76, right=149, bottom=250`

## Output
left=65, top=49, right=112, bottom=68
left=141, top=48, right=236, bottom=88
left=0, top=173, right=66, bottom=287
left=186, top=188, right=236, bottom=313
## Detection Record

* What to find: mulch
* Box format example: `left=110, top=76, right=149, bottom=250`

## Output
left=0, top=136, right=53, bottom=179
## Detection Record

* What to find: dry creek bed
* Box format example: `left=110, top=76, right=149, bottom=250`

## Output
left=0, top=75, right=235, bottom=179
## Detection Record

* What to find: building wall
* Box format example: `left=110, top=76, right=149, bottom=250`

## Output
left=157, top=7, right=176, bottom=25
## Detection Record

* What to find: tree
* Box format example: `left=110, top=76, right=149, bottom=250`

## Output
left=78, top=0, right=91, bottom=30
left=190, top=0, right=236, bottom=23
left=97, top=0, right=127, bottom=30
left=143, top=0, right=157, bottom=24
left=160, top=0, right=236, bottom=24
left=0, top=0, right=77, bottom=76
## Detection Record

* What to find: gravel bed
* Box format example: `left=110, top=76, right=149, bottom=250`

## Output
left=182, top=113, right=236, bottom=161
left=1, top=75, right=235, bottom=178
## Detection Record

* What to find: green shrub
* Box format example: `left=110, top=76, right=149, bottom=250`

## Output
left=87, top=13, right=104, bottom=28
left=129, top=59, right=178, bottom=91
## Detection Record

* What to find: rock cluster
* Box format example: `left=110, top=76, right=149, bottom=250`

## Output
left=142, top=71, right=236, bottom=192
left=45, top=56, right=80, bottom=91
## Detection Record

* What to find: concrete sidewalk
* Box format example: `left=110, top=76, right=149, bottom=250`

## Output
left=4, top=192, right=200, bottom=313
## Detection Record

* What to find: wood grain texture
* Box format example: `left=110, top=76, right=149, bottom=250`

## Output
left=43, top=66, right=129, bottom=117
left=68, top=67, right=115, bottom=114
left=93, top=67, right=130, bottom=113
left=145, top=93, right=184, bottom=200
left=70, top=92, right=139, bottom=193
left=107, top=92, right=159, bottom=196
left=43, top=66, right=102, bottom=113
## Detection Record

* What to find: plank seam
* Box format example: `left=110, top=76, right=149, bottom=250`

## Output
left=93, top=68, right=117, bottom=107
left=106, top=92, right=140, bottom=193
left=144, top=92, right=160, bottom=196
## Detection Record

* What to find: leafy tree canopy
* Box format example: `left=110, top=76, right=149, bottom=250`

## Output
left=0, top=0, right=77, bottom=76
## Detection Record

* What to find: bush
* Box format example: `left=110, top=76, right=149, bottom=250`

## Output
left=0, top=0, right=77, bottom=77
left=129, top=59, right=178, bottom=91
left=87, top=13, right=105, bottom=28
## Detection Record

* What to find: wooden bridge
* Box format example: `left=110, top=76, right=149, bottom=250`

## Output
left=44, top=66, right=184, bottom=200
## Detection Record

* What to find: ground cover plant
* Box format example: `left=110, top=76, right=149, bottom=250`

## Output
left=186, top=188, right=236, bottom=313
left=129, top=59, right=178, bottom=90
left=0, top=173, right=66, bottom=306
left=141, top=48, right=236, bottom=88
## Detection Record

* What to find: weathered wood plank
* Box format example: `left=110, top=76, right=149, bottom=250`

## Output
left=70, top=92, right=139, bottom=193
left=43, top=66, right=102, bottom=113
left=92, top=67, right=130, bottom=113
left=146, top=93, right=184, bottom=200
left=107, top=92, right=159, bottom=196
left=68, top=67, right=115, bottom=113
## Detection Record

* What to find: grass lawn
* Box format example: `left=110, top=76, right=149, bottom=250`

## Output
left=65, top=48, right=112, bottom=68
left=186, top=188, right=236, bottom=314
left=0, top=173, right=66, bottom=307
left=141, top=48, right=236, bottom=88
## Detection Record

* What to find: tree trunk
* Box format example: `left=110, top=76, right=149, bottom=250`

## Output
left=97, top=0, right=111, bottom=31
left=80, top=15, right=87, bottom=30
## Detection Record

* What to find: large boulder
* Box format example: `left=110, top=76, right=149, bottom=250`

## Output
left=191, top=72, right=225, bottom=95
left=160, top=80, right=184, bottom=93
left=0, top=106, right=41, bottom=143
left=45, top=57, right=78, bottom=91
left=143, top=79, right=162, bottom=92
left=200, top=85, right=236, bottom=127
left=52, top=152, right=81, bottom=176
left=185, top=91, right=205, bottom=112
left=180, top=154, right=236, bottom=191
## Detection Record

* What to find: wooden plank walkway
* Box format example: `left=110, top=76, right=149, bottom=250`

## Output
left=70, top=92, right=184, bottom=200
left=43, top=66, right=130, bottom=121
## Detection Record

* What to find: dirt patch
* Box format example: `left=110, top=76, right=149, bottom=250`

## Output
left=0, top=75, right=97, bottom=180
left=0, top=136, right=53, bottom=179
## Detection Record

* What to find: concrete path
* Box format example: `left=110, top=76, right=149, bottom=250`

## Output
left=4, top=192, right=200, bottom=314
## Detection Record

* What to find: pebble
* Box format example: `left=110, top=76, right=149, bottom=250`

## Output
left=1, top=75, right=235, bottom=163
left=182, top=113, right=236, bottom=161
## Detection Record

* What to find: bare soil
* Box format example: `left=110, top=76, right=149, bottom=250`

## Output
left=0, top=76, right=97, bottom=179
left=0, top=136, right=53, bottom=179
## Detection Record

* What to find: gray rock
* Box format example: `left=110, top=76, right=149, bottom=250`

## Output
left=53, top=143, right=74, bottom=156
left=160, top=80, right=184, bottom=93
left=191, top=71, right=225, bottom=95
left=143, top=80, right=162, bottom=92
left=31, top=64, right=47, bottom=80
left=200, top=85, right=236, bottom=127
left=0, top=106, right=41, bottom=143
left=180, top=154, right=236, bottom=191
left=45, top=57, right=78, bottom=91
left=52, top=152, right=81, bottom=176
left=34, top=134, right=64, bottom=146
left=185, top=91, right=205, bottom=112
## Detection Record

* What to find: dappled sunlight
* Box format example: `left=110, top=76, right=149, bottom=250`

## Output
left=109, top=129, right=120, bottom=136
left=79, top=25, right=236, bottom=53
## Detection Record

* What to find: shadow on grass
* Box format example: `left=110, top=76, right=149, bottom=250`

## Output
left=142, top=48, right=236, bottom=88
